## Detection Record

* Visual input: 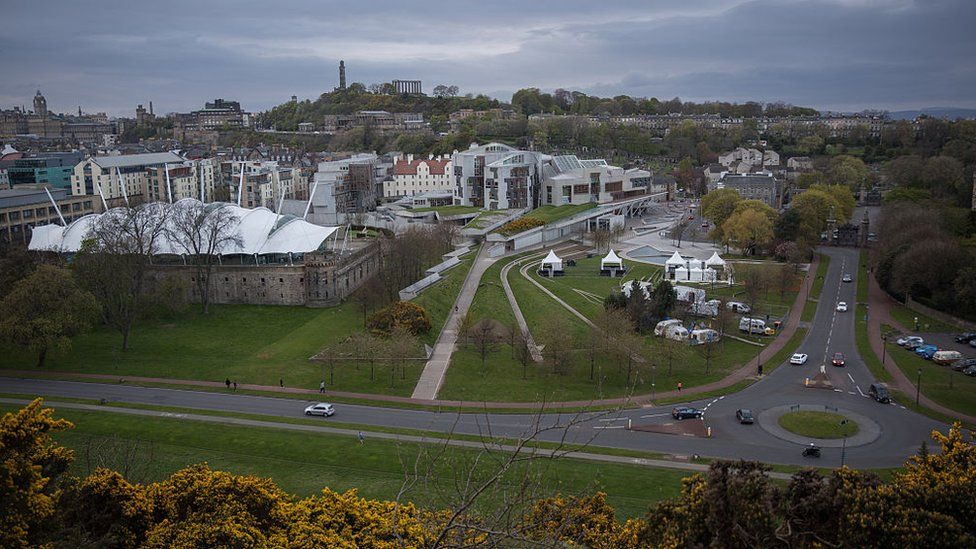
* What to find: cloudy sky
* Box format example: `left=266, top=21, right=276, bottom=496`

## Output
left=1, top=0, right=973, bottom=116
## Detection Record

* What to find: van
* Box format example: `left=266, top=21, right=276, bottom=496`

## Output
left=739, top=317, right=767, bottom=334
left=727, top=301, right=751, bottom=314
left=868, top=383, right=890, bottom=403
left=932, top=350, right=964, bottom=365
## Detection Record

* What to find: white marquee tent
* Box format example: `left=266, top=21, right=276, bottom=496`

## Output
left=539, top=249, right=563, bottom=272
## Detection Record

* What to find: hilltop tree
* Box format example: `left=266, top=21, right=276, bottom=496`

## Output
left=0, top=265, right=98, bottom=367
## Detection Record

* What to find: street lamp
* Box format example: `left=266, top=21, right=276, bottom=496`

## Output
left=840, top=419, right=849, bottom=467
left=881, top=333, right=887, bottom=366
left=916, top=367, right=922, bottom=406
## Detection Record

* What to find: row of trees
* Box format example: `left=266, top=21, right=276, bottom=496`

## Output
left=10, top=398, right=975, bottom=547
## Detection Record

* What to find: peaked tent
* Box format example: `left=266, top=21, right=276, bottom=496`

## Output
left=540, top=249, right=563, bottom=271
left=601, top=249, right=623, bottom=270
left=665, top=250, right=686, bottom=267
left=705, top=252, right=726, bottom=267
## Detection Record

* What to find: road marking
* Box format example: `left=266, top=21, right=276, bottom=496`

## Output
left=848, top=391, right=856, bottom=395
left=640, top=413, right=669, bottom=419
left=847, top=373, right=856, bottom=384
left=593, top=425, right=626, bottom=430
left=833, top=389, right=843, bottom=392
left=598, top=417, right=628, bottom=422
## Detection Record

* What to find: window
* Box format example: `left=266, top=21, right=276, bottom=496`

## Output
left=22, top=210, right=32, bottom=219
left=36, top=208, right=46, bottom=217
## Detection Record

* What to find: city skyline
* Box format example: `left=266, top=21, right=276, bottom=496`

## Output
left=1, top=0, right=974, bottom=117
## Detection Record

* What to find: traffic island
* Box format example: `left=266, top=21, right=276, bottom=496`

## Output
left=757, top=404, right=880, bottom=448
left=805, top=368, right=834, bottom=389
left=631, top=418, right=709, bottom=437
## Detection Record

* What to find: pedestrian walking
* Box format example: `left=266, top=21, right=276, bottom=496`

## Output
left=677, top=381, right=683, bottom=392
left=455, top=305, right=458, bottom=313
left=225, top=378, right=231, bottom=389
left=319, top=380, right=326, bottom=393
left=358, top=431, right=365, bottom=445
left=233, top=381, right=237, bottom=390
left=279, top=377, right=284, bottom=388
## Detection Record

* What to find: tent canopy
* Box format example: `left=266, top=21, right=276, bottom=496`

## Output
left=705, top=251, right=726, bottom=267
left=601, top=249, right=623, bottom=269
left=665, top=250, right=685, bottom=266
left=540, top=249, right=563, bottom=270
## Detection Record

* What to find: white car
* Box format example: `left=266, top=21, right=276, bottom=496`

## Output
left=790, top=353, right=809, bottom=365
left=304, top=403, right=335, bottom=417
left=836, top=301, right=848, bottom=312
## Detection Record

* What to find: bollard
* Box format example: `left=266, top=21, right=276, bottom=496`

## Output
left=707, top=426, right=712, bottom=437
left=628, top=419, right=632, bottom=430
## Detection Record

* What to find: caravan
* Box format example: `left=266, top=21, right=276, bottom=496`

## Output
left=665, top=324, right=690, bottom=341
left=654, top=319, right=682, bottom=337
left=739, top=317, right=767, bottom=334
left=690, top=328, right=720, bottom=345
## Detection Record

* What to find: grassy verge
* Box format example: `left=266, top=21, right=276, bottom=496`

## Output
left=413, top=249, right=477, bottom=345
left=524, top=203, right=598, bottom=224
left=856, top=249, right=869, bottom=303
left=1, top=402, right=688, bottom=518
left=412, top=205, right=482, bottom=216
left=810, top=253, right=830, bottom=300
left=778, top=411, right=858, bottom=439
left=856, top=305, right=892, bottom=382
left=888, top=304, right=957, bottom=333
left=801, top=300, right=817, bottom=322
left=882, top=326, right=976, bottom=418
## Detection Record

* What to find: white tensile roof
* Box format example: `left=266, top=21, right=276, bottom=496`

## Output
left=665, top=250, right=685, bottom=265
left=540, top=249, right=562, bottom=266
left=28, top=198, right=338, bottom=256
left=705, top=252, right=726, bottom=266
left=602, top=249, right=622, bottom=266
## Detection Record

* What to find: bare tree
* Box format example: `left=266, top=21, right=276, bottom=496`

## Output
left=657, top=336, right=689, bottom=377
left=590, top=228, right=611, bottom=254
left=513, top=329, right=533, bottom=380
left=166, top=201, right=243, bottom=314
left=468, top=318, right=500, bottom=370
left=386, top=326, right=418, bottom=386
left=74, top=204, right=168, bottom=350
left=540, top=316, right=575, bottom=375
left=776, top=264, right=794, bottom=301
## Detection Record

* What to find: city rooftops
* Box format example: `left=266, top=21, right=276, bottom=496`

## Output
left=89, top=152, right=186, bottom=169
left=0, top=187, right=69, bottom=208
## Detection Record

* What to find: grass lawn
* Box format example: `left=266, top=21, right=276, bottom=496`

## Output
left=801, top=300, right=817, bottom=322
left=466, top=209, right=517, bottom=230
left=412, top=249, right=477, bottom=345
left=883, top=329, right=976, bottom=418
left=0, top=303, right=422, bottom=397
left=856, top=250, right=869, bottom=303
left=525, top=203, right=598, bottom=224
left=8, top=403, right=688, bottom=519
left=888, top=304, right=958, bottom=333
left=810, top=253, right=830, bottom=300
left=532, top=255, right=661, bottom=320
left=778, top=411, right=858, bottom=439
left=412, top=205, right=482, bottom=216
left=856, top=305, right=892, bottom=382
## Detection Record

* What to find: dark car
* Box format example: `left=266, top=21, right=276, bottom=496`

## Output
left=831, top=352, right=846, bottom=367
left=954, top=332, right=976, bottom=344
left=952, top=358, right=976, bottom=372
left=868, top=383, right=891, bottom=403
left=970, top=339, right=976, bottom=349
left=965, top=365, right=976, bottom=377
left=735, top=409, right=754, bottom=424
left=672, top=406, right=703, bottom=420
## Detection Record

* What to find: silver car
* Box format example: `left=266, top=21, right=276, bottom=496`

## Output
left=304, top=402, right=335, bottom=417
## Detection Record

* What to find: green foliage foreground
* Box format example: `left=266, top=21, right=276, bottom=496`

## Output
left=4, top=399, right=976, bottom=547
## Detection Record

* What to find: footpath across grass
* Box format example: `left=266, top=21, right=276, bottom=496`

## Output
left=4, top=403, right=688, bottom=519
left=412, top=249, right=477, bottom=345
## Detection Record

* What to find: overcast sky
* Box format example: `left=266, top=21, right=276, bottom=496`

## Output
left=1, top=0, right=973, bottom=117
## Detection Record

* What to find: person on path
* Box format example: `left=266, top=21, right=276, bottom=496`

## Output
left=279, top=377, right=284, bottom=388
left=233, top=381, right=237, bottom=390
left=358, top=431, right=365, bottom=445
left=319, top=380, right=326, bottom=393
left=677, top=381, right=683, bottom=392
left=225, top=378, right=231, bottom=389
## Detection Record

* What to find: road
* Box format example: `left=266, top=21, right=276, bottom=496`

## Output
left=1, top=246, right=946, bottom=470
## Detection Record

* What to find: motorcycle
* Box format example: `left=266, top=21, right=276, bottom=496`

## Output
left=802, top=445, right=822, bottom=458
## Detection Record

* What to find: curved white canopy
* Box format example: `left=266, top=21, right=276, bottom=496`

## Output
left=28, top=199, right=339, bottom=256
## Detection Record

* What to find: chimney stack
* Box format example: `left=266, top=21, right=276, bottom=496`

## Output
left=149, top=101, right=154, bottom=115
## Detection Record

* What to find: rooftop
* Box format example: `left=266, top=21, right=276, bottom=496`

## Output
left=89, top=152, right=185, bottom=169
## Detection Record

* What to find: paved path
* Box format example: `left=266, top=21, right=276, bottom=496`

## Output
left=412, top=244, right=495, bottom=400
left=500, top=251, right=547, bottom=363
left=865, top=271, right=976, bottom=424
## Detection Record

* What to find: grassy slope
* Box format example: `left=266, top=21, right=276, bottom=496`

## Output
left=856, top=250, right=869, bottom=303
left=13, top=404, right=687, bottom=519
left=413, top=205, right=482, bottom=216
left=810, top=253, right=830, bottom=300
left=412, top=251, right=477, bottom=345
left=856, top=305, right=892, bottom=382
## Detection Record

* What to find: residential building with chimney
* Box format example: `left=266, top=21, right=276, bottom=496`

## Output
left=387, top=154, right=453, bottom=198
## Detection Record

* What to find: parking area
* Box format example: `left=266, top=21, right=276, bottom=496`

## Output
left=915, top=332, right=976, bottom=357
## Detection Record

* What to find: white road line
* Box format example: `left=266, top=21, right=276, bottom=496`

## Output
left=856, top=385, right=865, bottom=397
left=833, top=389, right=843, bottom=392
left=598, top=417, right=628, bottom=422
left=847, top=373, right=856, bottom=383
left=593, top=425, right=626, bottom=430
left=640, top=413, right=669, bottom=419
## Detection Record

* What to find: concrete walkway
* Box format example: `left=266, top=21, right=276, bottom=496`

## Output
left=866, top=273, right=976, bottom=424
left=412, top=244, right=496, bottom=400
left=500, top=251, right=547, bottom=363
left=0, top=397, right=791, bottom=480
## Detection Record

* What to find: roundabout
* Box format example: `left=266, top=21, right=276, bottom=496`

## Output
left=757, top=404, right=881, bottom=448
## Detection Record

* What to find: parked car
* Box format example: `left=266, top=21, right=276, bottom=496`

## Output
left=672, top=406, right=703, bottom=420
left=842, top=273, right=853, bottom=283
left=831, top=352, right=846, bottom=367
left=951, top=358, right=976, bottom=372
left=905, top=339, right=926, bottom=351
left=735, top=409, right=754, bottom=424
left=868, top=383, right=891, bottom=403
left=954, top=332, right=976, bottom=344
left=965, top=365, right=976, bottom=377
left=970, top=339, right=976, bottom=348
left=897, top=335, right=923, bottom=347
left=915, top=344, right=939, bottom=360
left=933, top=350, right=964, bottom=365
left=836, top=301, right=848, bottom=312
left=303, top=403, right=335, bottom=417
left=727, top=301, right=752, bottom=314
left=790, top=353, right=809, bottom=365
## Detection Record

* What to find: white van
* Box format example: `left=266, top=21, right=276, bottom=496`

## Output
left=727, top=301, right=751, bottom=314
left=739, top=317, right=767, bottom=334
left=654, top=319, right=682, bottom=337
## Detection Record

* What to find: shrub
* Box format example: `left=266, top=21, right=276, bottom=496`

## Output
left=497, top=217, right=544, bottom=236
left=367, top=301, right=432, bottom=336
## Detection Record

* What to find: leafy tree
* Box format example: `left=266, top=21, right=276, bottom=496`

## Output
left=700, top=188, right=742, bottom=240
left=648, top=280, right=678, bottom=321
left=0, top=399, right=74, bottom=548
left=366, top=301, right=432, bottom=336
left=825, top=155, right=869, bottom=190
left=0, top=265, right=98, bottom=367
left=722, top=208, right=774, bottom=255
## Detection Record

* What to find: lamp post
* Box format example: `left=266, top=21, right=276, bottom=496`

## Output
left=881, top=333, right=887, bottom=366
left=840, top=419, right=849, bottom=467
left=916, top=367, right=922, bottom=406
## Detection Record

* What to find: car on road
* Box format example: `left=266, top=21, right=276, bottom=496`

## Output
left=836, top=301, right=848, bottom=312
left=842, top=273, right=853, bottom=283
left=915, top=344, right=940, bottom=360
left=952, top=358, right=976, bottom=372
left=671, top=406, right=703, bottom=420
left=790, top=353, right=809, bottom=365
left=735, top=409, right=754, bottom=424
left=831, top=352, right=846, bottom=367
left=304, top=403, right=335, bottom=417
left=954, top=332, right=976, bottom=344
left=869, top=383, right=891, bottom=403
left=897, top=335, right=923, bottom=347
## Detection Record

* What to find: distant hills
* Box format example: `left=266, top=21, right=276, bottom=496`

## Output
left=887, top=107, right=976, bottom=120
